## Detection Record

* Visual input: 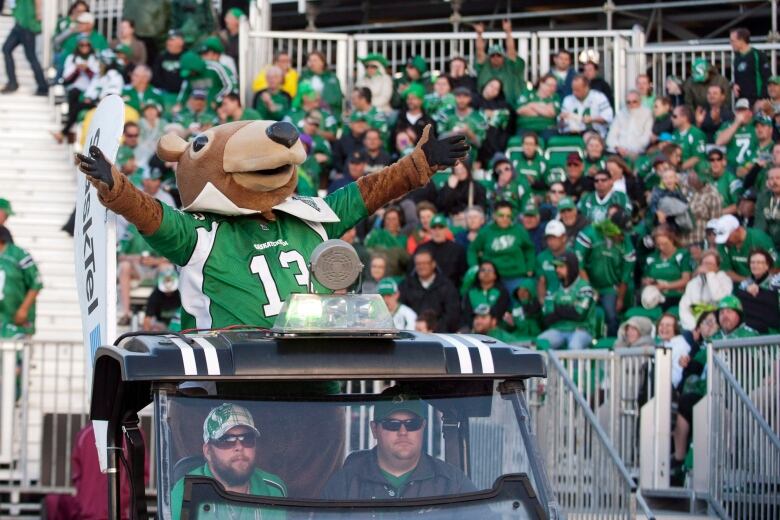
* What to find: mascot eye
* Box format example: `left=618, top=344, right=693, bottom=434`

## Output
left=192, top=134, right=209, bottom=153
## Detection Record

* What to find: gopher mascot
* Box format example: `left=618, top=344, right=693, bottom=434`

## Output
left=75, top=120, right=467, bottom=499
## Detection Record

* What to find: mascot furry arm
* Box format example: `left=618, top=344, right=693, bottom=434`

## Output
left=75, top=122, right=467, bottom=235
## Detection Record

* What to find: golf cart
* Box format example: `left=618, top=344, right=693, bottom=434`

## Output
left=89, top=241, right=559, bottom=519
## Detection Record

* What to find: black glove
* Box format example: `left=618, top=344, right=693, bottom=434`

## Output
left=421, top=134, right=470, bottom=168
left=76, top=145, right=114, bottom=190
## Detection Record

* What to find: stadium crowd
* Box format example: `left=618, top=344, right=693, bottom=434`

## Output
left=2, top=0, right=780, bottom=487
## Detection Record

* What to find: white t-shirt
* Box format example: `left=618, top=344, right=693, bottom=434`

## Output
left=392, top=304, right=418, bottom=331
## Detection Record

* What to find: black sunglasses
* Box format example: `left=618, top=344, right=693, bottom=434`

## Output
left=379, top=417, right=424, bottom=432
left=211, top=433, right=257, bottom=449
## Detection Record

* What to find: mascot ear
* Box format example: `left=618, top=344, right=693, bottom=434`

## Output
left=157, top=133, right=188, bottom=162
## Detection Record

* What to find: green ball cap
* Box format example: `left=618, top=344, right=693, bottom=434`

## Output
left=179, top=51, right=206, bottom=78
left=402, top=83, right=426, bottom=101
left=768, top=76, right=780, bottom=85
left=718, top=294, right=743, bottom=313
left=557, top=196, right=575, bottom=211
left=376, top=277, right=399, bottom=295
left=487, top=44, right=505, bottom=57
left=374, top=393, right=426, bottom=421
left=0, top=198, right=14, bottom=216
left=430, top=214, right=448, bottom=228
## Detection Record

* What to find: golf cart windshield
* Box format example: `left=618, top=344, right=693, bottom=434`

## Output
left=155, top=380, right=548, bottom=519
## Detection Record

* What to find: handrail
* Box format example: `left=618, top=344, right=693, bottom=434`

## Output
left=628, top=42, right=780, bottom=53
left=712, top=334, right=780, bottom=350
left=547, top=352, right=655, bottom=519
left=711, top=355, right=780, bottom=451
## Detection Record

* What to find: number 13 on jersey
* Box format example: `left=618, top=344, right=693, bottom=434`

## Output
left=250, top=250, right=310, bottom=317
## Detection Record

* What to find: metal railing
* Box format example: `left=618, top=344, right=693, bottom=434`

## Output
left=707, top=338, right=780, bottom=519
left=545, top=352, right=654, bottom=519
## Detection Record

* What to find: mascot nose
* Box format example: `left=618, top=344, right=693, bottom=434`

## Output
left=266, top=122, right=300, bottom=148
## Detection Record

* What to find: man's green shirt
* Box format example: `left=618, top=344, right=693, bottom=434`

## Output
left=170, top=463, right=286, bottom=520
left=711, top=170, right=743, bottom=207
left=352, top=106, right=389, bottom=137
left=254, top=90, right=292, bottom=121
left=178, top=60, right=238, bottom=107
left=423, top=92, right=455, bottom=116
left=542, top=277, right=596, bottom=334
left=672, top=126, right=707, bottom=173
left=577, top=190, right=632, bottom=224
left=121, top=86, right=166, bottom=114
left=711, top=322, right=759, bottom=340
left=467, top=222, right=535, bottom=278
left=643, top=248, right=692, bottom=299
left=173, top=107, right=219, bottom=130
left=0, top=243, right=43, bottom=331
left=514, top=90, right=560, bottom=131
left=13, top=0, right=41, bottom=33
left=226, top=107, right=263, bottom=122
left=717, top=227, right=779, bottom=277
left=487, top=177, right=531, bottom=215
left=143, top=183, right=368, bottom=330
left=435, top=106, right=487, bottom=147
left=476, top=58, right=525, bottom=109
left=284, top=107, right=339, bottom=136
left=716, top=122, right=758, bottom=168
left=535, top=248, right=567, bottom=295
left=511, top=151, right=546, bottom=191
left=575, top=226, right=635, bottom=293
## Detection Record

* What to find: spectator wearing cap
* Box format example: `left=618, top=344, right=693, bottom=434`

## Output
left=417, top=215, right=468, bottom=288
left=377, top=278, right=417, bottom=331
left=52, top=2, right=89, bottom=65
left=711, top=294, right=759, bottom=339
left=54, top=36, right=99, bottom=142
left=330, top=109, right=369, bottom=174
left=577, top=169, right=632, bottom=224
left=473, top=303, right=522, bottom=342
left=113, top=19, right=147, bottom=66
left=488, top=156, right=531, bottom=216
left=468, top=200, right=535, bottom=297
left=694, top=84, right=733, bottom=143
left=557, top=196, right=588, bottom=247
left=475, top=78, right=512, bottom=164
left=536, top=220, right=572, bottom=302
left=399, top=248, right=461, bottom=332
left=606, top=89, right=653, bottom=159
left=285, top=83, right=339, bottom=141
left=715, top=98, right=759, bottom=174
left=515, top=75, right=561, bottom=142
left=217, top=92, right=261, bottom=124
left=685, top=170, right=723, bottom=257
left=151, top=30, right=186, bottom=103
left=219, top=8, right=243, bottom=67
left=328, top=149, right=368, bottom=194
left=582, top=60, right=614, bottom=108
left=559, top=75, right=614, bottom=138
left=562, top=152, right=592, bottom=201
left=424, top=75, right=456, bottom=116
left=298, top=111, right=333, bottom=175
left=679, top=250, right=733, bottom=331
left=734, top=249, right=780, bottom=334
left=447, top=56, right=477, bottom=94
left=171, top=0, right=215, bottom=46
left=768, top=76, right=780, bottom=113
left=520, top=200, right=546, bottom=254
left=435, top=86, right=486, bottom=159
left=392, top=55, right=432, bottom=110
left=0, top=225, right=43, bottom=337
left=549, top=49, right=575, bottom=99
left=357, top=53, right=393, bottom=114
left=575, top=206, right=635, bottom=336
left=538, top=250, right=596, bottom=350
left=56, top=11, right=108, bottom=71
left=703, top=148, right=740, bottom=215
left=121, top=64, right=164, bottom=114
left=461, top=260, right=510, bottom=330
left=393, top=83, right=437, bottom=145
left=730, top=27, right=771, bottom=105
left=299, top=50, right=343, bottom=119
left=436, top=161, right=487, bottom=217
left=682, top=58, right=732, bottom=110
left=473, top=19, right=525, bottom=110
left=173, top=88, right=219, bottom=138
left=176, top=48, right=237, bottom=111
left=671, top=104, right=707, bottom=174
left=650, top=96, right=674, bottom=143
left=713, top=214, right=779, bottom=282
left=252, top=65, right=292, bottom=121
left=199, top=34, right=238, bottom=83
left=754, top=112, right=775, bottom=158
left=0, top=199, right=13, bottom=231
left=755, top=166, right=780, bottom=248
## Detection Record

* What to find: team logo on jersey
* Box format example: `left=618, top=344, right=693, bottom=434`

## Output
left=292, top=195, right=321, bottom=212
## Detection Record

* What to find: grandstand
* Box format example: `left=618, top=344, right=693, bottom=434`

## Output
left=0, top=0, right=779, bottom=518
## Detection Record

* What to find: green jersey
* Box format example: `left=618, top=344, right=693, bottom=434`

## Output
left=351, top=106, right=389, bottom=138
left=488, top=177, right=531, bottom=215
left=542, top=277, right=596, bottom=334
left=511, top=151, right=546, bottom=191
left=178, top=60, right=237, bottom=107
left=482, top=107, right=510, bottom=130
left=435, top=106, right=487, bottom=147
left=711, top=170, right=743, bottom=207
left=535, top=248, right=568, bottom=295
left=143, top=184, right=368, bottom=330
left=170, top=463, right=286, bottom=520
left=577, top=190, right=632, bottom=224
left=423, top=92, right=455, bottom=116
left=575, top=226, right=635, bottom=293
left=467, top=222, right=535, bottom=278
left=13, top=0, right=41, bottom=33
left=643, top=248, right=692, bottom=299
left=716, top=122, right=758, bottom=168
left=711, top=322, right=759, bottom=340
left=673, top=126, right=707, bottom=173
left=514, top=90, right=560, bottom=131
left=254, top=90, right=292, bottom=121
left=173, top=106, right=219, bottom=130
left=284, top=107, right=339, bottom=136
left=121, top=86, right=166, bottom=114
left=583, top=156, right=607, bottom=176
left=476, top=58, right=525, bottom=109
left=0, top=243, right=43, bottom=332
left=298, top=69, right=344, bottom=119
left=226, top=107, right=263, bottom=122
left=717, top=228, right=779, bottom=277
left=467, top=286, right=504, bottom=312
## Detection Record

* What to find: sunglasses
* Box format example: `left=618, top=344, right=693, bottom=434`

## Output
left=549, top=189, right=565, bottom=194
left=380, top=417, right=424, bottom=432
left=567, top=162, right=581, bottom=166
left=708, top=157, right=724, bottom=162
left=495, top=212, right=512, bottom=218
left=211, top=433, right=257, bottom=449
left=479, top=267, right=495, bottom=273
left=594, top=177, right=610, bottom=183
left=125, top=133, right=139, bottom=138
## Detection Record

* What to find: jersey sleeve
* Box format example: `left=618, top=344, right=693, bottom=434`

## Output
left=142, top=203, right=210, bottom=266
left=322, top=182, right=369, bottom=239
left=18, top=250, right=43, bottom=292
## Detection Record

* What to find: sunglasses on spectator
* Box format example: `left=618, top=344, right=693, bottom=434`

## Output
left=594, top=177, right=610, bottom=183
left=708, top=156, right=724, bottom=162
left=78, top=43, right=91, bottom=47
left=627, top=99, right=640, bottom=105
left=211, top=433, right=257, bottom=449
left=495, top=212, right=512, bottom=218
left=125, top=133, right=139, bottom=138
left=379, top=417, right=424, bottom=432
left=549, top=188, right=565, bottom=194
left=479, top=267, right=495, bottom=273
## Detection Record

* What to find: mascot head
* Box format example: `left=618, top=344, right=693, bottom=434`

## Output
left=157, top=120, right=306, bottom=217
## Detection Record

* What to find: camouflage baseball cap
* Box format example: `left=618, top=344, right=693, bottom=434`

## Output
left=203, top=403, right=260, bottom=443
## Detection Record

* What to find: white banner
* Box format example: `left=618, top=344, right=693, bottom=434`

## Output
left=74, top=94, right=125, bottom=472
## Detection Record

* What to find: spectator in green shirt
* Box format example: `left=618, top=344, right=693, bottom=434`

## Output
left=512, top=132, right=548, bottom=195
left=253, top=65, right=292, bottom=121
left=299, top=50, right=344, bottom=119
left=435, top=87, right=487, bottom=160
left=514, top=73, right=560, bottom=140
left=713, top=214, right=779, bottom=282
left=705, top=148, right=742, bottom=215
left=642, top=225, right=693, bottom=310
left=671, top=104, right=707, bottom=174
left=2, top=0, right=48, bottom=94
left=536, top=219, right=571, bottom=302
left=474, top=19, right=525, bottom=109
left=217, top=92, right=261, bottom=123
left=715, top=98, right=759, bottom=175
left=423, top=75, right=456, bottom=116
left=755, top=166, right=780, bottom=249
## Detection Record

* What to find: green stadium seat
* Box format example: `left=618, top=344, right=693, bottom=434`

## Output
left=544, top=134, right=584, bottom=171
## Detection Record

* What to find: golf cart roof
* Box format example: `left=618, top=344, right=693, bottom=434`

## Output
left=90, top=331, right=545, bottom=420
